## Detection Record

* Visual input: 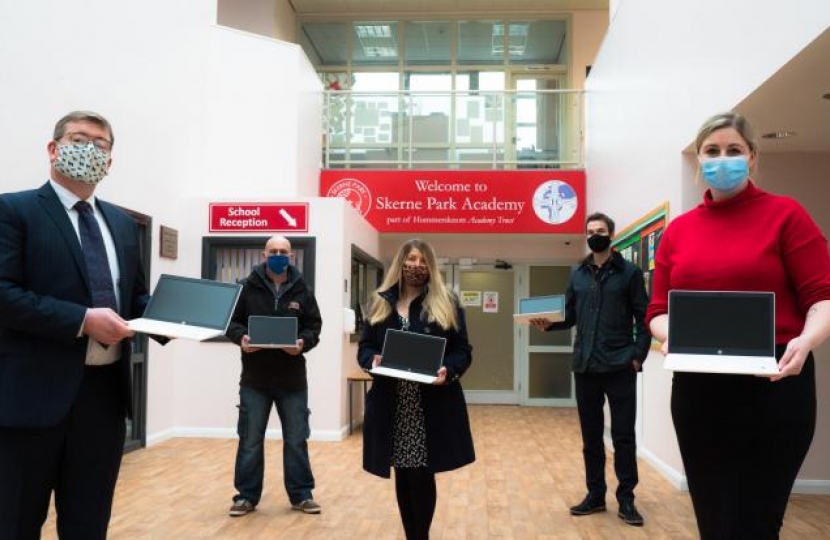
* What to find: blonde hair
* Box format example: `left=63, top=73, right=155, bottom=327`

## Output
left=694, top=112, right=758, bottom=154
left=366, top=239, right=459, bottom=330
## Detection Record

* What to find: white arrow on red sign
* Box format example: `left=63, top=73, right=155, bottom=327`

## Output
left=279, top=208, right=298, bottom=227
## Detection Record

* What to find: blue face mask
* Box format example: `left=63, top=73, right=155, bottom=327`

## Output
left=266, top=254, right=290, bottom=275
left=700, top=156, right=749, bottom=192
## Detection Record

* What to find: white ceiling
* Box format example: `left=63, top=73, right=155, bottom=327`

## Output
left=289, top=0, right=609, bottom=16
left=735, top=26, right=830, bottom=153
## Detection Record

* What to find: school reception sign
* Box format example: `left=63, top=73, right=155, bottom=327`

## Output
left=320, top=169, right=585, bottom=233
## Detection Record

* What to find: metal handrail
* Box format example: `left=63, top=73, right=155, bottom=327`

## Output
left=322, top=88, right=584, bottom=170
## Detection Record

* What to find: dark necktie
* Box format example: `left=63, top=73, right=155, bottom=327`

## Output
left=75, top=200, right=118, bottom=312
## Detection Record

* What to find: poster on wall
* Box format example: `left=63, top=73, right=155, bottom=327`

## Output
left=460, top=291, right=482, bottom=307
left=320, top=169, right=586, bottom=234
left=612, top=202, right=669, bottom=300
left=482, top=291, right=499, bottom=313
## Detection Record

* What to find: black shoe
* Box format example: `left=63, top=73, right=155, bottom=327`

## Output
left=228, top=498, right=256, bottom=517
left=569, top=495, right=606, bottom=516
left=617, top=501, right=644, bottom=526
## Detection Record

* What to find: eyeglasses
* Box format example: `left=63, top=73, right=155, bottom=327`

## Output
left=58, top=132, right=113, bottom=153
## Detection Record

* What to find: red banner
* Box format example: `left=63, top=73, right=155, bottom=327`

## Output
left=320, top=170, right=585, bottom=233
left=209, top=203, right=309, bottom=232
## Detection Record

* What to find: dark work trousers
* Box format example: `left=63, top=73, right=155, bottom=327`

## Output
left=574, top=369, right=639, bottom=504
left=394, top=467, right=437, bottom=540
left=672, top=349, right=816, bottom=540
left=0, top=363, right=126, bottom=540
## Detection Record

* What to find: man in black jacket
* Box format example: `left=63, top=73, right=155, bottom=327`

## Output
left=531, top=212, right=650, bottom=527
left=225, top=236, right=323, bottom=517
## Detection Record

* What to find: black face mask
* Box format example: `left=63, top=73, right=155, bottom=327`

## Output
left=587, top=234, right=611, bottom=253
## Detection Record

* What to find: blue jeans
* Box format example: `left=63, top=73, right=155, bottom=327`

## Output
left=233, top=386, right=315, bottom=506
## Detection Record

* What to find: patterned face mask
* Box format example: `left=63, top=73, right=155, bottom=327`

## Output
left=402, top=264, right=430, bottom=287
left=53, top=143, right=109, bottom=185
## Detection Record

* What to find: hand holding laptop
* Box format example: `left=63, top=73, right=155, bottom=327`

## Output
left=769, top=335, right=811, bottom=382
left=84, top=307, right=134, bottom=346
left=241, top=334, right=304, bottom=355
left=528, top=318, right=552, bottom=332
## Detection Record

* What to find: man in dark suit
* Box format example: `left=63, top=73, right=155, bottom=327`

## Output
left=0, top=111, right=150, bottom=539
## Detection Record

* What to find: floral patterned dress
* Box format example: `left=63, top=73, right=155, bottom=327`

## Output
left=391, top=316, right=428, bottom=468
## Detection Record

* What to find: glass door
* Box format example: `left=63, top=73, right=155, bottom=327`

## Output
left=521, top=265, right=575, bottom=406
left=508, top=72, right=569, bottom=168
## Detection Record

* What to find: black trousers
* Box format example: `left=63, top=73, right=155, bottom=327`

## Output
left=394, top=467, right=437, bottom=540
left=0, top=363, right=126, bottom=540
left=574, top=369, right=638, bottom=504
left=672, top=350, right=816, bottom=540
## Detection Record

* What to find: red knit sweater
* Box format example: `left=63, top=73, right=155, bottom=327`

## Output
left=646, top=181, right=830, bottom=343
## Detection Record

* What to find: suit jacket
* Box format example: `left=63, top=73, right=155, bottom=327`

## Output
left=0, top=182, right=149, bottom=427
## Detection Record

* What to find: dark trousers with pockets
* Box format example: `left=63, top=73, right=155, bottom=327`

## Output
left=672, top=350, right=816, bottom=540
left=574, top=369, right=639, bottom=505
left=0, top=363, right=126, bottom=540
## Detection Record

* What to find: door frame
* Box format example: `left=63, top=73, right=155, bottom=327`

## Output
left=515, top=264, right=576, bottom=407
left=120, top=206, right=152, bottom=453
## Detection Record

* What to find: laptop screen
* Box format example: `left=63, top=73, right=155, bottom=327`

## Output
left=668, top=291, right=774, bottom=356
left=381, top=329, right=446, bottom=374
left=518, top=295, right=565, bottom=314
left=248, top=316, right=297, bottom=345
left=144, top=275, right=241, bottom=329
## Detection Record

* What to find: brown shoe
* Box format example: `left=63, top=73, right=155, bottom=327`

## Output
left=229, top=499, right=256, bottom=517
left=291, top=499, right=322, bottom=514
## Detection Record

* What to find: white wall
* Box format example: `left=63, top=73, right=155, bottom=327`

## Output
left=0, top=1, right=375, bottom=443
left=587, top=0, right=830, bottom=489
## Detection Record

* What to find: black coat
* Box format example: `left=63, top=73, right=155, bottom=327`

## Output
left=357, top=286, right=475, bottom=478
left=226, top=264, right=322, bottom=392
left=548, top=251, right=650, bottom=373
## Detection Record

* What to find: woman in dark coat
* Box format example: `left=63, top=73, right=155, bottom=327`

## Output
left=358, top=239, right=475, bottom=540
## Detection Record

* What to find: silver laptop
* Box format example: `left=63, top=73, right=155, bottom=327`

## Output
left=370, top=329, right=447, bottom=384
left=247, top=316, right=298, bottom=348
left=665, top=290, right=779, bottom=375
left=513, top=294, right=566, bottom=324
left=128, top=275, right=242, bottom=341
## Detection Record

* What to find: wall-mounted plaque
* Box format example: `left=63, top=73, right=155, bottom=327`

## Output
left=159, top=225, right=178, bottom=259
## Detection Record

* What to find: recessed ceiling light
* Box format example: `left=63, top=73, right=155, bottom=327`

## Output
left=761, top=131, right=796, bottom=139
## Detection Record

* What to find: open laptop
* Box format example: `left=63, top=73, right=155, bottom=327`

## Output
left=247, top=316, right=298, bottom=348
left=370, top=329, right=447, bottom=384
left=665, top=290, right=779, bottom=375
left=128, top=274, right=242, bottom=341
left=513, top=294, right=566, bottom=324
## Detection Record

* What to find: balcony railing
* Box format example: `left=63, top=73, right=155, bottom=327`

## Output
left=323, top=89, right=584, bottom=170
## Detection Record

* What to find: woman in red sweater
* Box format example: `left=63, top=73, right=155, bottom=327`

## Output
left=647, top=112, right=830, bottom=540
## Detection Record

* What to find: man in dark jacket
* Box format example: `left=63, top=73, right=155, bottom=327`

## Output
left=531, top=212, right=650, bottom=527
left=225, top=236, right=323, bottom=517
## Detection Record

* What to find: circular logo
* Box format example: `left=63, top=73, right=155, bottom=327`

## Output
left=326, top=178, right=372, bottom=217
left=532, top=180, right=578, bottom=225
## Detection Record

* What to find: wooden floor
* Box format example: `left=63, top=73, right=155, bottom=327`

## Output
left=42, top=405, right=830, bottom=539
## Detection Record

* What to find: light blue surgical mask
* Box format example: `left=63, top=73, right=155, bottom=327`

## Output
left=266, top=254, right=290, bottom=275
left=700, top=156, right=749, bottom=192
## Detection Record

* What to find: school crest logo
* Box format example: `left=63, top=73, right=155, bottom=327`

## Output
left=326, top=178, right=372, bottom=217
left=531, top=180, right=578, bottom=225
